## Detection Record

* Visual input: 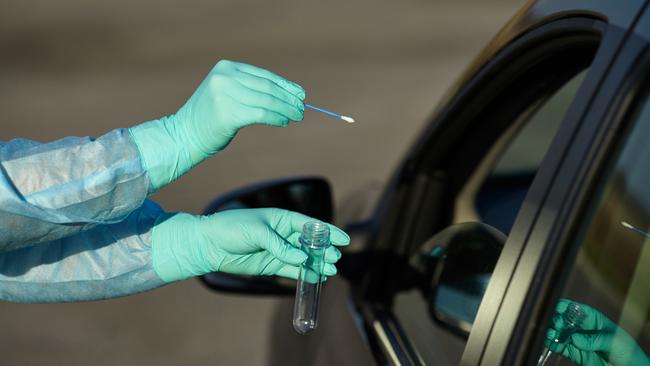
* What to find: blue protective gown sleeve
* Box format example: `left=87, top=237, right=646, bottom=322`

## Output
left=0, top=200, right=166, bottom=302
left=0, top=129, right=150, bottom=252
left=0, top=128, right=167, bottom=302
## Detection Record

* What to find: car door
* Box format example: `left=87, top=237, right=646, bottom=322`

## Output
left=344, top=3, right=647, bottom=365
left=478, top=6, right=650, bottom=365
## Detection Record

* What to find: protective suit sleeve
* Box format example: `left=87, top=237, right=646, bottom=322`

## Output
left=0, top=200, right=166, bottom=303
left=0, top=129, right=149, bottom=252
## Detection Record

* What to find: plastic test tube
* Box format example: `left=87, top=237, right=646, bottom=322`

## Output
left=293, top=221, right=330, bottom=334
left=537, top=302, right=586, bottom=366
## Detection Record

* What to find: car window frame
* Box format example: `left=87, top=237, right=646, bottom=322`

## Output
left=474, top=12, right=650, bottom=366
left=401, top=19, right=606, bottom=365
left=352, top=15, right=628, bottom=366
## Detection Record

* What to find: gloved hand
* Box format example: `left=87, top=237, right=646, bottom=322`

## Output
left=129, top=60, right=305, bottom=192
left=546, top=299, right=650, bottom=366
left=151, top=208, right=350, bottom=282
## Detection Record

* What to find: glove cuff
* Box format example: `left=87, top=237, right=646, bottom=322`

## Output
left=151, top=212, right=223, bottom=282
left=128, top=116, right=196, bottom=193
left=151, top=212, right=193, bottom=282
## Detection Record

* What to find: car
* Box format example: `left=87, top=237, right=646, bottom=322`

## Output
left=199, top=0, right=650, bottom=365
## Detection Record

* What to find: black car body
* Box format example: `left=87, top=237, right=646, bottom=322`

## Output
left=202, top=0, right=650, bottom=364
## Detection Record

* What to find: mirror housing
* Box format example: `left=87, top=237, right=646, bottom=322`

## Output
left=410, top=222, right=506, bottom=337
left=199, top=176, right=334, bottom=296
left=202, top=176, right=333, bottom=222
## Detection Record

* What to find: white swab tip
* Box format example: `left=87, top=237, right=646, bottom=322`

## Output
left=621, top=221, right=633, bottom=229
left=341, top=116, right=355, bottom=123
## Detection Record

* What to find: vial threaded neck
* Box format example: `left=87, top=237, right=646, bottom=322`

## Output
left=564, top=303, right=586, bottom=328
left=299, top=221, right=330, bottom=248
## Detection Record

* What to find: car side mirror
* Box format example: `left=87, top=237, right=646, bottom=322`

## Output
left=410, top=222, right=506, bottom=337
left=199, top=176, right=334, bottom=296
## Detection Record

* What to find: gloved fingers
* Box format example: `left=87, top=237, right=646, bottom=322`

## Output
left=552, top=301, right=584, bottom=331
left=324, top=263, right=337, bottom=276
left=556, top=299, right=611, bottom=331
left=302, top=264, right=337, bottom=277
left=284, top=232, right=343, bottom=264
left=286, top=232, right=302, bottom=248
left=325, top=246, right=342, bottom=263
left=233, top=62, right=305, bottom=98
left=552, top=313, right=566, bottom=332
left=276, top=233, right=342, bottom=264
left=275, top=265, right=302, bottom=280
left=551, top=313, right=583, bottom=334
left=234, top=72, right=305, bottom=112
left=270, top=209, right=350, bottom=246
left=546, top=328, right=558, bottom=344
left=234, top=105, right=290, bottom=128
left=555, top=299, right=571, bottom=314
left=545, top=337, right=565, bottom=353
left=326, top=224, right=351, bottom=246
left=570, top=332, right=612, bottom=352
left=544, top=333, right=576, bottom=361
left=562, top=344, right=587, bottom=364
left=231, top=85, right=303, bottom=121
left=261, top=229, right=309, bottom=266
left=275, top=265, right=333, bottom=282
left=545, top=329, right=566, bottom=352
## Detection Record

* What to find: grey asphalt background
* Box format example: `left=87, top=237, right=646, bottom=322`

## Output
left=0, top=0, right=522, bottom=364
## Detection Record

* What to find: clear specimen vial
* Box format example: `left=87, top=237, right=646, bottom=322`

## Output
left=537, top=302, right=587, bottom=366
left=293, top=221, right=330, bottom=335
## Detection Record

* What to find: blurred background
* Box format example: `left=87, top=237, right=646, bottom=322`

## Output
left=0, top=0, right=522, bottom=364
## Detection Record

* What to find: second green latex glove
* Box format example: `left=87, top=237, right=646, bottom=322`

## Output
left=546, top=299, right=650, bottom=366
left=129, top=60, right=305, bottom=192
left=151, top=208, right=350, bottom=283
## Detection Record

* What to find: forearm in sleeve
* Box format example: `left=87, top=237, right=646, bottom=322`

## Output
left=0, top=200, right=166, bottom=303
left=0, top=129, right=150, bottom=252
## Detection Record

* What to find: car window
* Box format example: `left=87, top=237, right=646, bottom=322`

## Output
left=455, top=70, right=586, bottom=235
left=530, top=86, right=650, bottom=366
left=393, top=56, right=596, bottom=365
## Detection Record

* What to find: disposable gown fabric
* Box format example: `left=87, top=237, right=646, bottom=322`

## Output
left=0, top=128, right=165, bottom=302
left=0, top=129, right=149, bottom=251
left=0, top=200, right=166, bottom=302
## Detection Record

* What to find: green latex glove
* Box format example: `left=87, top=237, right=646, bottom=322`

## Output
left=546, top=299, right=650, bottom=366
left=129, top=60, right=305, bottom=192
left=151, top=208, right=350, bottom=282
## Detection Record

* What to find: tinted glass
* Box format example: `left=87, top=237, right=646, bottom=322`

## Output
left=393, top=64, right=594, bottom=365
left=531, top=89, right=650, bottom=366
left=475, top=71, right=586, bottom=234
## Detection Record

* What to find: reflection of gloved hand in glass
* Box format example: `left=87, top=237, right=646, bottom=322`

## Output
left=151, top=208, right=349, bottom=282
left=129, top=60, right=305, bottom=192
left=546, top=299, right=650, bottom=366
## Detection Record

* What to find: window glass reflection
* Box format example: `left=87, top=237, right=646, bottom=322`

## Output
left=536, top=88, right=650, bottom=366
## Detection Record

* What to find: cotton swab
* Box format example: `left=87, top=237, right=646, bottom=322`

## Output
left=304, top=103, right=355, bottom=123
left=621, top=221, right=650, bottom=238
